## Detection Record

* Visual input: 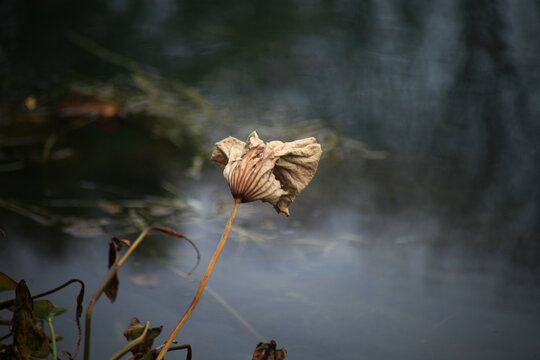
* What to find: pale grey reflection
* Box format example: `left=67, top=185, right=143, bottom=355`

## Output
left=1, top=168, right=539, bottom=360
left=148, top=179, right=540, bottom=360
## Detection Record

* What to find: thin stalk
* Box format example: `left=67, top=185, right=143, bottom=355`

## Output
left=84, top=226, right=199, bottom=360
left=47, top=317, right=58, bottom=360
left=84, top=227, right=151, bottom=360
left=156, top=198, right=241, bottom=360
left=0, top=278, right=84, bottom=311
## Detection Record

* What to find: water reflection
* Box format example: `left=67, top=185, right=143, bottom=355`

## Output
left=1, top=0, right=540, bottom=359
left=3, top=195, right=539, bottom=359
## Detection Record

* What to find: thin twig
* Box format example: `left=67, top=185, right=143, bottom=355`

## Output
left=121, top=226, right=200, bottom=275
left=168, top=344, right=192, bottom=360
left=0, top=279, right=84, bottom=310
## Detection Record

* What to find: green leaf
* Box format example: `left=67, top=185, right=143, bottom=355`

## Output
left=0, top=272, right=17, bottom=292
left=33, top=300, right=68, bottom=320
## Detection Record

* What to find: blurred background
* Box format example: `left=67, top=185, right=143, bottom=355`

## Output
left=1, top=1, right=539, bottom=359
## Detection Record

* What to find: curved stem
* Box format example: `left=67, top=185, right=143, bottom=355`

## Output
left=156, top=198, right=241, bottom=360
left=84, top=264, right=118, bottom=360
left=84, top=226, right=199, bottom=360
left=0, top=278, right=84, bottom=311
left=84, top=228, right=150, bottom=360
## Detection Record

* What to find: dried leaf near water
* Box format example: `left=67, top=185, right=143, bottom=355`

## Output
left=11, top=281, right=50, bottom=359
left=104, top=237, right=130, bottom=303
left=252, top=340, right=287, bottom=360
left=123, top=317, right=162, bottom=358
left=211, top=131, right=322, bottom=215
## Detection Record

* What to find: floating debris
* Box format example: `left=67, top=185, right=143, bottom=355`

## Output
left=57, top=94, right=121, bottom=119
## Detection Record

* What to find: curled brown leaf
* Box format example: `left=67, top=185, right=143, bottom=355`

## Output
left=211, top=131, right=322, bottom=215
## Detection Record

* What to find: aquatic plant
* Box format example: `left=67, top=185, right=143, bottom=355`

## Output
left=0, top=275, right=85, bottom=359
left=0, top=131, right=321, bottom=359
left=156, top=131, right=322, bottom=360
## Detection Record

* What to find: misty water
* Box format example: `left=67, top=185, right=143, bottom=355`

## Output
left=1, top=1, right=540, bottom=359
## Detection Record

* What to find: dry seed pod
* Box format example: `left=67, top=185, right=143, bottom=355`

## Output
left=211, top=131, right=322, bottom=215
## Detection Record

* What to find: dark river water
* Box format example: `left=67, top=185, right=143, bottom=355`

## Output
left=1, top=1, right=540, bottom=359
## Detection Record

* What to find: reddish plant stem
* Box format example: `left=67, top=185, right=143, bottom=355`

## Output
left=156, top=198, right=242, bottom=360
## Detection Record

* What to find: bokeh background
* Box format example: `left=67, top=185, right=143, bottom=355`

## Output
left=1, top=1, right=539, bottom=359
